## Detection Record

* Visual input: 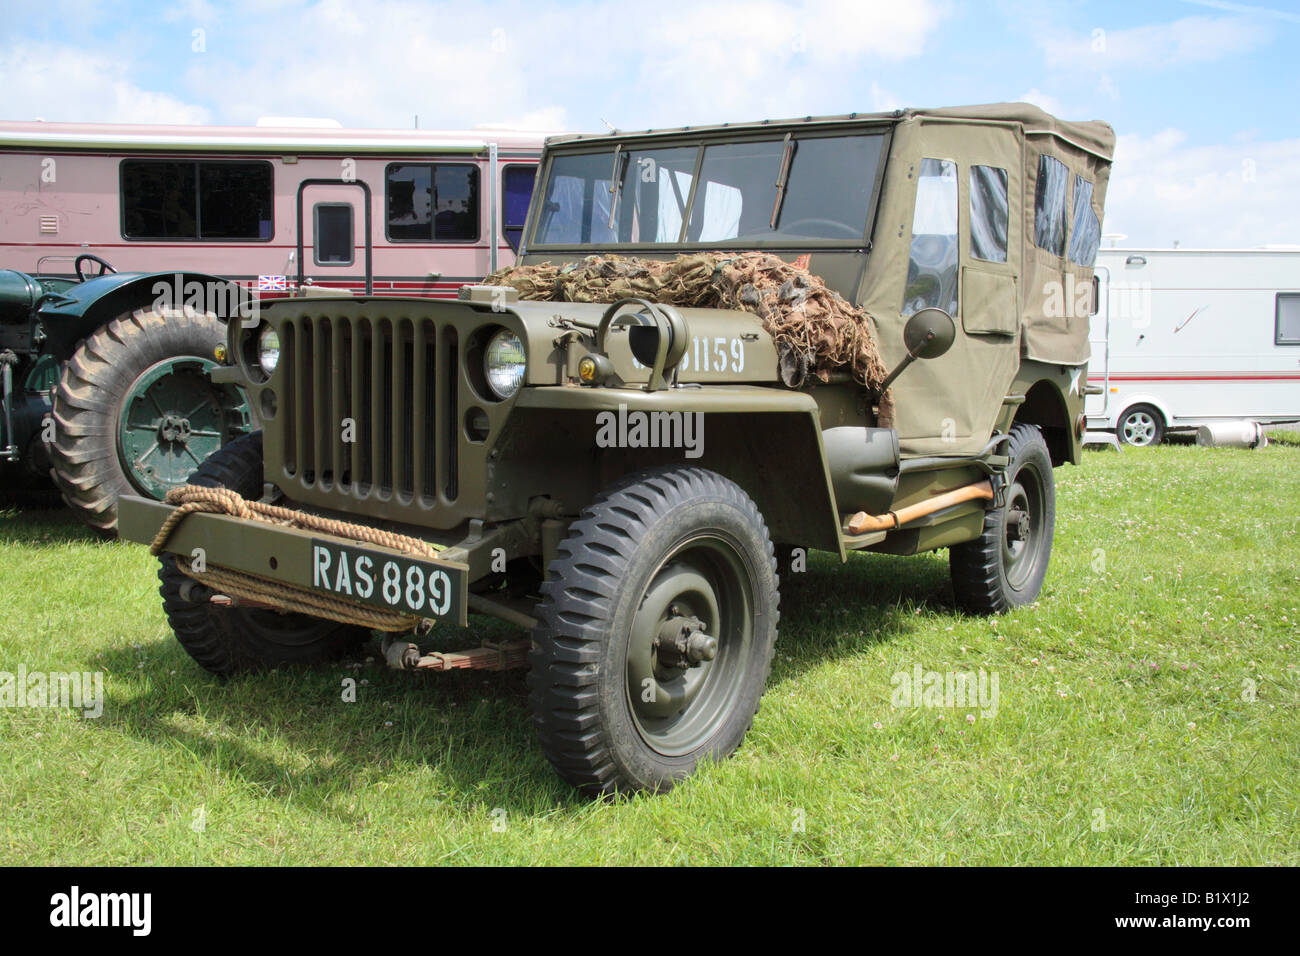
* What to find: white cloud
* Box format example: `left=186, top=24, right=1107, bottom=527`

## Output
left=0, top=44, right=210, bottom=124
left=478, top=106, right=568, bottom=133
left=625, top=0, right=940, bottom=125
left=167, top=0, right=939, bottom=132
left=870, top=82, right=901, bottom=112
left=1040, top=14, right=1270, bottom=70
left=1104, top=129, right=1300, bottom=247
left=1016, top=87, right=1063, bottom=114
left=0, top=0, right=943, bottom=132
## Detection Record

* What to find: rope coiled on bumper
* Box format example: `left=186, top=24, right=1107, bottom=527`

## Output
left=150, top=484, right=445, bottom=631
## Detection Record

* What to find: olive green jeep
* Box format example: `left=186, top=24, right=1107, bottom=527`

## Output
left=119, top=103, right=1114, bottom=794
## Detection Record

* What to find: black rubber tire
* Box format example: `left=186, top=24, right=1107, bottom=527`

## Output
left=528, top=466, right=779, bottom=796
left=49, top=306, right=245, bottom=538
left=1116, top=403, right=1165, bottom=447
left=949, top=423, right=1056, bottom=614
left=157, top=431, right=368, bottom=676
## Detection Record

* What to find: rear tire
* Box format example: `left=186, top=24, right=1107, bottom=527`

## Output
left=528, top=466, right=779, bottom=795
left=158, top=431, right=368, bottom=676
left=49, top=306, right=250, bottom=537
left=949, top=423, right=1056, bottom=614
left=1116, top=404, right=1164, bottom=446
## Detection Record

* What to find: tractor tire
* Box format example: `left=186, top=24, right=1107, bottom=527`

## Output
left=49, top=306, right=250, bottom=538
left=528, top=466, right=779, bottom=796
left=157, top=431, right=369, bottom=676
left=949, top=423, right=1056, bottom=614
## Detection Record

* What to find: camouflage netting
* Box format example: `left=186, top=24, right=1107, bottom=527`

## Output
left=483, top=252, right=889, bottom=391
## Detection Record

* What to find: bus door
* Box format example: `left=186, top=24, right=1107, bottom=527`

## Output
left=296, top=179, right=373, bottom=295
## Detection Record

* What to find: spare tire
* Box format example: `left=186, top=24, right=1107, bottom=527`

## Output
left=48, top=306, right=251, bottom=537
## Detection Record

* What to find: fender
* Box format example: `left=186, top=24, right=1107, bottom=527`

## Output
left=511, top=385, right=846, bottom=557
left=33, top=271, right=251, bottom=360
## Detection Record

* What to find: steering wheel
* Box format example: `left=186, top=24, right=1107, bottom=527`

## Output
left=74, top=254, right=117, bottom=281
left=779, top=218, right=863, bottom=239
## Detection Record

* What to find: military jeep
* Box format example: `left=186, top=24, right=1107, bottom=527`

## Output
left=119, top=103, right=1114, bottom=794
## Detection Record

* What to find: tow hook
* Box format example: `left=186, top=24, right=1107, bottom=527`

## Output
left=654, top=616, right=718, bottom=667
left=381, top=634, right=421, bottom=670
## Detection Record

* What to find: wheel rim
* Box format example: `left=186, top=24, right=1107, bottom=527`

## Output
left=1121, top=410, right=1157, bottom=446
left=625, top=532, right=756, bottom=758
left=1002, top=465, right=1047, bottom=593
left=117, top=357, right=251, bottom=499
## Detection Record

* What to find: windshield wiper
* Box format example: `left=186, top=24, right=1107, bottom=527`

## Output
left=607, top=144, right=629, bottom=230
left=769, top=133, right=796, bottom=230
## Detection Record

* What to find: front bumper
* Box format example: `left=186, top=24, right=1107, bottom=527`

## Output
left=119, top=495, right=473, bottom=626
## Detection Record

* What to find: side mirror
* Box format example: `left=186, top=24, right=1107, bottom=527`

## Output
left=903, top=307, right=956, bottom=360
left=878, top=308, right=956, bottom=394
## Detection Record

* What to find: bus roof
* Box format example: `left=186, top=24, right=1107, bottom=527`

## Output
left=0, top=121, right=555, bottom=154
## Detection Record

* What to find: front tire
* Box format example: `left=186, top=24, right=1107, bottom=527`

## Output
left=158, top=431, right=368, bottom=676
left=528, top=466, right=779, bottom=795
left=49, top=306, right=251, bottom=537
left=949, top=423, right=1056, bottom=614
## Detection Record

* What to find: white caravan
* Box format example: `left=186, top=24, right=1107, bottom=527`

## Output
left=1086, top=247, right=1300, bottom=444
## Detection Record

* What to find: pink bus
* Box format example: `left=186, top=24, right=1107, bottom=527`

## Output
left=0, top=120, right=549, bottom=296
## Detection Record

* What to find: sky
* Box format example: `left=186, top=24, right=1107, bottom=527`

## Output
left=1, top=0, right=1298, bottom=247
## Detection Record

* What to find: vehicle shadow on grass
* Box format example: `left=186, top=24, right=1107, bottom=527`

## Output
left=0, top=496, right=96, bottom=546
left=772, top=548, right=953, bottom=664
left=87, top=551, right=956, bottom=815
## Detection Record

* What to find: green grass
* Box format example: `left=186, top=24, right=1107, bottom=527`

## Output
left=2, top=437, right=1297, bottom=865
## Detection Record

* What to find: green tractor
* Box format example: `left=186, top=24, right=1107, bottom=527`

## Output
left=0, top=254, right=252, bottom=535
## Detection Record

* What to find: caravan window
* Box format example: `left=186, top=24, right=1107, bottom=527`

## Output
left=1032, top=155, right=1068, bottom=257
left=386, top=164, right=480, bottom=242
left=122, top=160, right=272, bottom=241
left=969, top=165, right=1008, bottom=263
left=1068, top=176, right=1102, bottom=267
left=1277, top=294, right=1300, bottom=345
left=903, top=158, right=959, bottom=317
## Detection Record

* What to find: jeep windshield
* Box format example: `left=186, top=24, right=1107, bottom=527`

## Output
left=530, top=130, right=888, bottom=249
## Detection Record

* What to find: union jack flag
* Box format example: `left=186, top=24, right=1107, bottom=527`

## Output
left=257, top=274, right=287, bottom=292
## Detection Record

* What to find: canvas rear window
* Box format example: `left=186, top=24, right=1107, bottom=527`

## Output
left=1033, top=154, right=1068, bottom=257
left=1067, top=175, right=1102, bottom=267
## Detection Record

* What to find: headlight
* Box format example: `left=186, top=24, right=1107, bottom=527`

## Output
left=258, top=327, right=280, bottom=376
left=484, top=329, right=525, bottom=399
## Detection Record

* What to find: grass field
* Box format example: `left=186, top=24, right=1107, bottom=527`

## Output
left=2, top=435, right=1297, bottom=865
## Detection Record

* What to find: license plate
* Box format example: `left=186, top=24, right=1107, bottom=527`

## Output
left=310, top=539, right=467, bottom=625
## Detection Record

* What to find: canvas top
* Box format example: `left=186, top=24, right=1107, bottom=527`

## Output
left=546, top=102, right=1115, bottom=161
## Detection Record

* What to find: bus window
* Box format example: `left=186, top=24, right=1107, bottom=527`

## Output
left=386, top=163, right=480, bottom=242
left=313, top=203, right=354, bottom=266
left=502, top=165, right=535, bottom=251
left=122, top=159, right=272, bottom=240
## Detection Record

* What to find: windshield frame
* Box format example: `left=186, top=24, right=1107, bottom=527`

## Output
left=522, top=121, right=894, bottom=254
